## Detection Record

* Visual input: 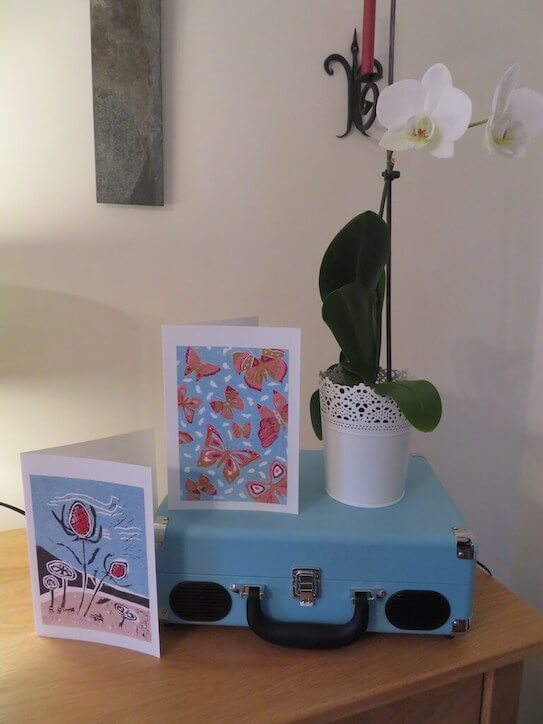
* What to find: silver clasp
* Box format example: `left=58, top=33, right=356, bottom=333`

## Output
left=292, top=568, right=321, bottom=607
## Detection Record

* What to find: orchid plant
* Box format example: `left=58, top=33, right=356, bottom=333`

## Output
left=311, top=63, right=543, bottom=439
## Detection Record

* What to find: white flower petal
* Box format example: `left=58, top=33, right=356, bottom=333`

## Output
left=493, top=141, right=525, bottom=157
left=430, top=140, right=454, bottom=158
left=505, top=119, right=527, bottom=144
left=508, top=87, right=543, bottom=139
left=432, top=87, right=472, bottom=141
left=379, top=128, right=412, bottom=151
left=486, top=113, right=528, bottom=157
left=485, top=116, right=504, bottom=155
left=485, top=120, right=523, bottom=157
left=489, top=114, right=510, bottom=143
left=376, top=80, right=426, bottom=130
left=422, top=63, right=453, bottom=114
left=484, top=122, right=494, bottom=154
left=492, top=64, right=519, bottom=116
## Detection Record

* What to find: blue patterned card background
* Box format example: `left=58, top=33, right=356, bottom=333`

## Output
left=176, top=344, right=289, bottom=504
left=30, top=476, right=149, bottom=598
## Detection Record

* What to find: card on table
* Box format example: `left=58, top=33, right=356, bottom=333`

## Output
left=21, top=430, right=160, bottom=657
left=163, top=324, right=301, bottom=513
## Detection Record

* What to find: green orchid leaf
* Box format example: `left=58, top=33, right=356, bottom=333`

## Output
left=374, top=379, right=442, bottom=432
left=322, top=282, right=379, bottom=384
left=338, top=354, right=364, bottom=386
left=374, top=270, right=386, bottom=374
left=310, top=389, right=323, bottom=440
left=319, top=211, right=390, bottom=302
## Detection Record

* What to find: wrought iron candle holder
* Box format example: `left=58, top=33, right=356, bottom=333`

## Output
left=324, top=30, right=383, bottom=137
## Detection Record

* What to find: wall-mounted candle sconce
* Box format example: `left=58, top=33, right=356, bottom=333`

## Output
left=324, top=0, right=396, bottom=138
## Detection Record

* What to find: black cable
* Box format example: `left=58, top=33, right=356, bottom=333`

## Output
left=0, top=502, right=25, bottom=516
left=477, top=560, right=492, bottom=576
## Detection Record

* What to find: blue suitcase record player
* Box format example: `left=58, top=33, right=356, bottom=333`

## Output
left=155, top=451, right=475, bottom=649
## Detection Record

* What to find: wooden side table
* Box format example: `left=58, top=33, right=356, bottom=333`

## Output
left=2, top=528, right=543, bottom=723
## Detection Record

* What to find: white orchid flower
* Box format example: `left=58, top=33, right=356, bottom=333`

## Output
left=376, top=64, right=472, bottom=158
left=485, top=64, right=543, bottom=158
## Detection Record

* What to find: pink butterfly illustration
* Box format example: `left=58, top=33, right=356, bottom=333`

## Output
left=186, top=475, right=217, bottom=500
left=246, top=461, right=288, bottom=504
left=178, top=431, right=194, bottom=445
left=210, top=385, right=243, bottom=419
left=232, top=349, right=287, bottom=391
left=184, top=347, right=221, bottom=381
left=232, top=421, right=251, bottom=439
left=198, top=425, right=260, bottom=483
left=257, top=390, right=288, bottom=447
left=177, top=385, right=201, bottom=424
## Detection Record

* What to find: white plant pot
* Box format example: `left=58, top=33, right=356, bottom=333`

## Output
left=319, top=370, right=412, bottom=508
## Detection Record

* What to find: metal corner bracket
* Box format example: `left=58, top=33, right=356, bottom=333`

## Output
left=159, top=607, right=170, bottom=624
left=452, top=617, right=472, bottom=633
left=452, top=526, right=476, bottom=560
left=154, top=515, right=169, bottom=549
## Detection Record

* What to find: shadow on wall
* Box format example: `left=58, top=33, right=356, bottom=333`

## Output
left=514, top=484, right=543, bottom=724
left=511, top=438, right=543, bottom=723
left=511, top=442, right=543, bottom=610
left=0, top=286, right=148, bottom=531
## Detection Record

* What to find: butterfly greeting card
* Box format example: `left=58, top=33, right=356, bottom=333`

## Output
left=163, top=325, right=301, bottom=513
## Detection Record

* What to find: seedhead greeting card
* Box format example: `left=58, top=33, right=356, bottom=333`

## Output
left=21, top=431, right=160, bottom=657
left=163, top=325, right=301, bottom=513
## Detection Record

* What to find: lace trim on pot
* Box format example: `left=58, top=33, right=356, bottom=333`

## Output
left=319, top=370, right=411, bottom=433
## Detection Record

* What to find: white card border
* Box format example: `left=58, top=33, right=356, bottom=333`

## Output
left=21, top=453, right=160, bottom=657
left=163, top=324, right=301, bottom=514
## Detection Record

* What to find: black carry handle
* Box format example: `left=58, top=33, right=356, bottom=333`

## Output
left=246, top=588, right=370, bottom=650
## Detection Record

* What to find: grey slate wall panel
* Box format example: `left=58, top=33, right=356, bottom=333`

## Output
left=90, top=0, right=163, bottom=206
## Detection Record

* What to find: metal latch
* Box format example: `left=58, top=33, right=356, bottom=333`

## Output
left=154, top=515, right=169, bottom=549
left=452, top=526, right=476, bottom=560
left=292, top=568, right=321, bottom=607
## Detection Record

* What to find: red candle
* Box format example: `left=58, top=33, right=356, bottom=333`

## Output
left=361, top=0, right=377, bottom=76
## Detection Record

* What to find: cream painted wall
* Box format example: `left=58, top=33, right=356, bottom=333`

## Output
left=1, top=0, right=542, bottom=630
left=512, top=264, right=543, bottom=721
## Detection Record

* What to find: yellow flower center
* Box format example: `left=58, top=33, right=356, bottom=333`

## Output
left=406, top=116, right=435, bottom=147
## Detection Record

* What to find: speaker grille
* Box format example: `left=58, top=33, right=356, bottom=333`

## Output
left=385, top=590, right=451, bottom=631
left=169, top=581, right=232, bottom=622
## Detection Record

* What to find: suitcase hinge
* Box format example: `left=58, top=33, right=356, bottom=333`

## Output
left=351, top=589, right=386, bottom=603
left=154, top=515, right=169, bottom=549
left=240, top=585, right=264, bottom=600
left=292, top=568, right=321, bottom=607
left=452, top=526, right=476, bottom=560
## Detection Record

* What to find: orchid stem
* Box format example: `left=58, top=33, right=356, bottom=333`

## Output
left=378, top=154, right=396, bottom=383
left=468, top=119, right=488, bottom=128
left=385, top=152, right=393, bottom=383
left=382, top=0, right=398, bottom=385
left=378, top=175, right=391, bottom=218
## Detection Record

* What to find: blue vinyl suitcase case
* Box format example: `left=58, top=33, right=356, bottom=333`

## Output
left=155, top=450, right=475, bottom=649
